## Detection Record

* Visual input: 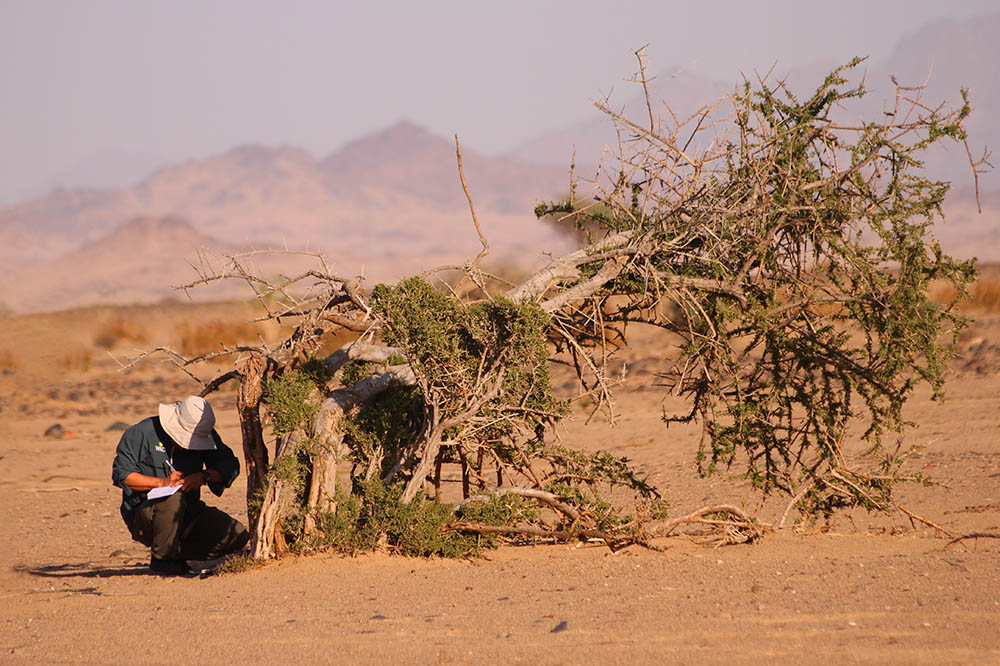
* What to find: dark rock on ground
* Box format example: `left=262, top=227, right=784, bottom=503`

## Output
left=550, top=620, right=569, bottom=633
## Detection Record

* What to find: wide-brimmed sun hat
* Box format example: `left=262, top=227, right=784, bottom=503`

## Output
left=158, top=396, right=217, bottom=450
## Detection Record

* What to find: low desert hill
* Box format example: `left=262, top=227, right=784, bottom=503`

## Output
left=2, top=217, right=245, bottom=312
left=0, top=122, right=571, bottom=263
left=0, top=123, right=575, bottom=313
left=321, top=121, right=571, bottom=213
left=0, top=212, right=571, bottom=314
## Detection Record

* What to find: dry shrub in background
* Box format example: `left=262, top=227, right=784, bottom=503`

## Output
left=0, top=349, right=21, bottom=372
left=93, top=315, right=150, bottom=349
left=930, top=264, right=1000, bottom=313
left=971, top=278, right=1000, bottom=312
left=57, top=346, right=92, bottom=372
left=312, top=327, right=358, bottom=359
left=177, top=319, right=261, bottom=358
left=967, top=265, right=1000, bottom=312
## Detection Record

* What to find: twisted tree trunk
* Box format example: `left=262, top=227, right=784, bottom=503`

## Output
left=236, top=354, right=269, bottom=526
left=251, top=364, right=418, bottom=553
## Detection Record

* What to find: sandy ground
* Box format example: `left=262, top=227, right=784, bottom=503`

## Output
left=1, top=306, right=999, bottom=664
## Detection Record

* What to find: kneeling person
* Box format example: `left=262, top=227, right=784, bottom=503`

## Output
left=112, top=396, right=250, bottom=575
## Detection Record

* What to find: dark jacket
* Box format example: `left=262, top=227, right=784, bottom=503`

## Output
left=111, top=416, right=240, bottom=523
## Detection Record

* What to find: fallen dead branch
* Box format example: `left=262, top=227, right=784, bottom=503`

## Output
left=441, top=522, right=635, bottom=551
left=895, top=504, right=956, bottom=538
left=646, top=504, right=767, bottom=546
left=944, top=532, right=1000, bottom=548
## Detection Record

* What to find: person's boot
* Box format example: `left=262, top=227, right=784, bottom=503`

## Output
left=149, top=556, right=188, bottom=576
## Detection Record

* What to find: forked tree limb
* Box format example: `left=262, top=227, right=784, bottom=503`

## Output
left=199, top=370, right=240, bottom=397
left=505, top=231, right=635, bottom=304
left=540, top=257, right=629, bottom=314
left=457, top=487, right=582, bottom=522
left=778, top=480, right=817, bottom=528
left=399, top=423, right=446, bottom=503
left=645, top=504, right=759, bottom=537
left=311, top=366, right=419, bottom=475
left=323, top=340, right=406, bottom=375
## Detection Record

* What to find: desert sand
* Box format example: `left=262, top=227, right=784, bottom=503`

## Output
left=1, top=304, right=998, bottom=664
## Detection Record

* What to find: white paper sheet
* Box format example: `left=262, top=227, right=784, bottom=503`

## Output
left=147, top=484, right=181, bottom=500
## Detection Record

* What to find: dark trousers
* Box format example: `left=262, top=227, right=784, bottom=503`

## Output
left=128, top=491, right=250, bottom=561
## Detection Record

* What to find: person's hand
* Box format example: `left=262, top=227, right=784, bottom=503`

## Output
left=161, top=470, right=183, bottom=487
left=180, top=472, right=205, bottom=492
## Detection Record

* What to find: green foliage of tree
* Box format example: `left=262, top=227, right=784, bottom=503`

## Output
left=372, top=277, right=566, bottom=438
left=536, top=58, right=980, bottom=508
left=314, top=480, right=536, bottom=557
left=341, top=385, right=424, bottom=482
left=262, top=369, right=320, bottom=436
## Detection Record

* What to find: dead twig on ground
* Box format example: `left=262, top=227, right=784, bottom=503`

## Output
left=944, top=532, right=1000, bottom=548
left=895, top=504, right=955, bottom=538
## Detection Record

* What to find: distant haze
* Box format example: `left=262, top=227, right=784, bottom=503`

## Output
left=2, top=7, right=1000, bottom=313
left=1, top=0, right=998, bottom=204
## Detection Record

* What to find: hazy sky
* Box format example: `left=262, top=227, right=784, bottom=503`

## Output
left=1, top=0, right=997, bottom=204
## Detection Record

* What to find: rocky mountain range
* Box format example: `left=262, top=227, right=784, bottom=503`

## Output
left=0, top=121, right=573, bottom=264
left=0, top=123, right=579, bottom=312
left=1, top=12, right=997, bottom=313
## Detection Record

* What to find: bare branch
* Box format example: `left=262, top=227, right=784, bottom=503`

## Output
left=646, top=504, right=762, bottom=538
left=458, top=487, right=582, bottom=522
left=455, top=134, right=489, bottom=268
left=322, top=340, right=406, bottom=375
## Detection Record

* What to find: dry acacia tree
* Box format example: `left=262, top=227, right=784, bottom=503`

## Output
left=142, top=57, right=986, bottom=558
